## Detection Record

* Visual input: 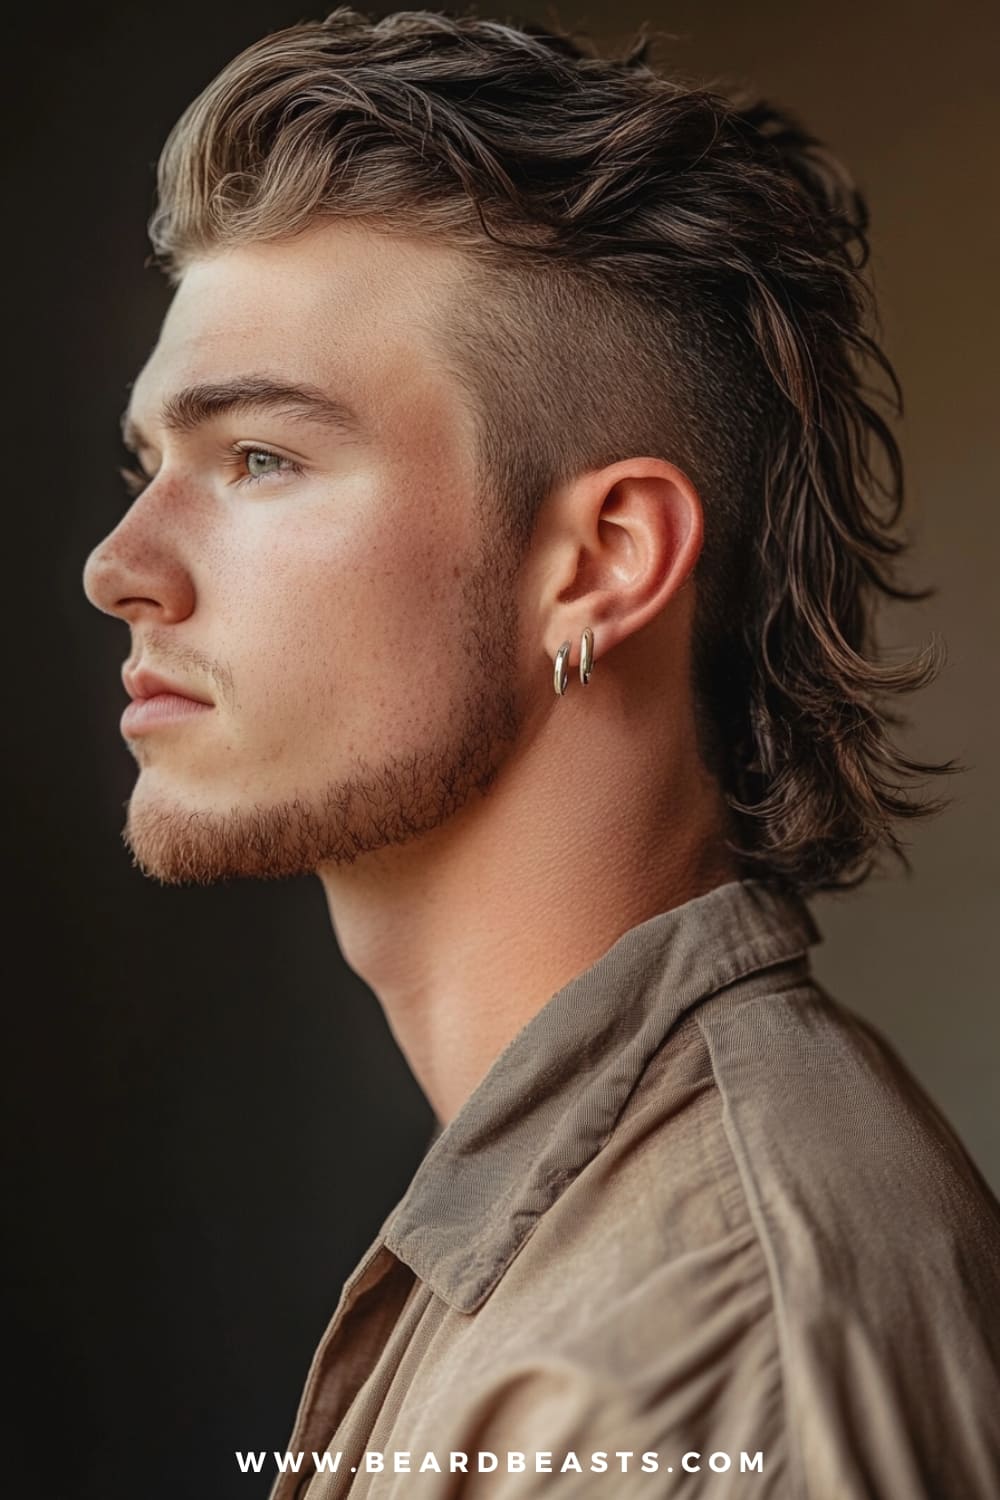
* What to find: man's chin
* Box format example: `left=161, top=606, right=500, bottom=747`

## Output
left=121, top=789, right=336, bottom=885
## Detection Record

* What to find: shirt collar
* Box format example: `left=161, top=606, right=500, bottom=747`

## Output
left=381, top=877, right=822, bottom=1312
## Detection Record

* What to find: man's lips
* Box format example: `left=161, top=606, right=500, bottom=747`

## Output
left=122, top=665, right=214, bottom=705
left=120, top=664, right=215, bottom=738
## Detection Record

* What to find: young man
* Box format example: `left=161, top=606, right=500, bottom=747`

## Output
left=82, top=8, right=1000, bottom=1496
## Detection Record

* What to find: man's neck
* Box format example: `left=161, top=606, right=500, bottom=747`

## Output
left=317, top=729, right=739, bottom=1126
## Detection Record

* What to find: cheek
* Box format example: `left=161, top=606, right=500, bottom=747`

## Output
left=223, top=506, right=466, bottom=741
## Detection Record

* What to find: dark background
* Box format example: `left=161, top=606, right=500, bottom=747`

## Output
left=5, top=2, right=998, bottom=1497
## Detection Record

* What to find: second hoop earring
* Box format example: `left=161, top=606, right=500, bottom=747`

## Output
left=580, top=626, right=594, bottom=685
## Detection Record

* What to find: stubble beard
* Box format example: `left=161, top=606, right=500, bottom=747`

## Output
left=122, top=540, right=525, bottom=886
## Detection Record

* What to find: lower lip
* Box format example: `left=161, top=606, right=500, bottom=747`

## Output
left=120, top=693, right=214, bottom=736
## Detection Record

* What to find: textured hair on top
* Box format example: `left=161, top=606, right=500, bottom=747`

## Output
left=148, top=5, right=961, bottom=897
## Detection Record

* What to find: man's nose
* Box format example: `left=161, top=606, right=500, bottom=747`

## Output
left=82, top=530, right=150, bottom=623
left=82, top=522, right=195, bottom=627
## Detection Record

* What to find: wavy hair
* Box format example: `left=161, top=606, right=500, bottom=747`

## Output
left=148, top=6, right=961, bottom=895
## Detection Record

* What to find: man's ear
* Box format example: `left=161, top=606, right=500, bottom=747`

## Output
left=537, top=457, right=704, bottom=672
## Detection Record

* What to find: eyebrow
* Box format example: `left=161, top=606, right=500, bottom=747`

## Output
left=120, top=374, right=363, bottom=454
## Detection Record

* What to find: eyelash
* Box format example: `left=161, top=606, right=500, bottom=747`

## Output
left=118, top=443, right=304, bottom=499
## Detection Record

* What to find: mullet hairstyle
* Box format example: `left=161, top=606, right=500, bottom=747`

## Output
left=147, top=5, right=960, bottom=896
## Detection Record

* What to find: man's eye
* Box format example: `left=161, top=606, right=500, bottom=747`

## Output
left=119, top=464, right=149, bottom=499
left=227, top=445, right=304, bottom=486
left=244, top=449, right=286, bottom=480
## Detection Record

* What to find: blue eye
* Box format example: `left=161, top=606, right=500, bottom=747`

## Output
left=228, top=445, right=304, bottom=487
left=237, top=447, right=302, bottom=485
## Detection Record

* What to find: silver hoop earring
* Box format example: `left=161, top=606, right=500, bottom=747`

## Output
left=553, top=641, right=571, bottom=696
left=580, top=626, right=594, bottom=685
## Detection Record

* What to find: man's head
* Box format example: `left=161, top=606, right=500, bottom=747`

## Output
left=83, top=7, right=955, bottom=895
left=84, top=224, right=531, bottom=882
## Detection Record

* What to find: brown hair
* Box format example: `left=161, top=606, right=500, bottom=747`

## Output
left=147, top=6, right=960, bottom=896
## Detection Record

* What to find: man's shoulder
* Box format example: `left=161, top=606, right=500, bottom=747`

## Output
left=689, top=972, right=1000, bottom=1245
left=605, top=963, right=1000, bottom=1324
left=602, top=973, right=1000, bottom=1494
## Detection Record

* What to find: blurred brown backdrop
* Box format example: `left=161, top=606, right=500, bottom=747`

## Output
left=4, top=2, right=997, bottom=1497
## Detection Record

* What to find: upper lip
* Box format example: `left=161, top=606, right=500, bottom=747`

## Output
left=122, top=664, right=214, bottom=705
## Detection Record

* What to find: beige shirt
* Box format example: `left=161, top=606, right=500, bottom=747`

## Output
left=268, top=878, right=1000, bottom=1499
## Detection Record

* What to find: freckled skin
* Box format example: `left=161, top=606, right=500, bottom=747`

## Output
left=83, top=223, right=524, bottom=882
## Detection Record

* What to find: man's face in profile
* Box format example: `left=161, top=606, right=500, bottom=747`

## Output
left=83, top=222, right=525, bottom=883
